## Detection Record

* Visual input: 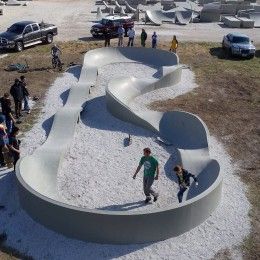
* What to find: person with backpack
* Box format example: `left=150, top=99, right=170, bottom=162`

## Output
left=133, top=148, right=159, bottom=203
left=10, top=78, right=23, bottom=119
left=173, top=165, right=198, bottom=203
left=20, top=75, right=30, bottom=114
left=152, top=32, right=158, bottom=49
left=140, top=28, right=147, bottom=47
left=170, top=35, right=178, bottom=53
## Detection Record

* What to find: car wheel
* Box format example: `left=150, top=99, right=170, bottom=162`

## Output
left=92, top=34, right=99, bottom=38
left=15, top=41, right=23, bottom=52
left=46, top=33, right=53, bottom=44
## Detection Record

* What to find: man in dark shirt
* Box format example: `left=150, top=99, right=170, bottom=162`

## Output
left=174, top=165, right=198, bottom=203
left=0, top=93, right=10, bottom=115
left=10, top=78, right=23, bottom=118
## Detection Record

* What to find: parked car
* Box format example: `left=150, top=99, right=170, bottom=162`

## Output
left=0, top=21, right=58, bottom=52
left=222, top=33, right=255, bottom=58
left=90, top=15, right=134, bottom=38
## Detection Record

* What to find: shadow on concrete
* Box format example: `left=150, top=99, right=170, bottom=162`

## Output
left=66, top=65, right=82, bottom=80
left=81, top=96, right=154, bottom=138
left=60, top=89, right=70, bottom=106
left=42, top=115, right=54, bottom=136
left=98, top=200, right=150, bottom=211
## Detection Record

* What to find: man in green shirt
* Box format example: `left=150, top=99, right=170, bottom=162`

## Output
left=133, top=148, right=159, bottom=203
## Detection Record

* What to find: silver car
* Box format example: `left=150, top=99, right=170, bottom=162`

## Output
left=222, top=33, right=255, bottom=58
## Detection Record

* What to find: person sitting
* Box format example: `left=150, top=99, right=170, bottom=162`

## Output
left=173, top=165, right=198, bottom=203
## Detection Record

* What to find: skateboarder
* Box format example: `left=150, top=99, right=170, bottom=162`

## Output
left=174, top=165, right=198, bottom=203
left=170, top=35, right=178, bottom=53
left=133, top=148, right=159, bottom=203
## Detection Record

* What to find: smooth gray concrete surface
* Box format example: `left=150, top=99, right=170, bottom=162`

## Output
left=16, top=47, right=222, bottom=244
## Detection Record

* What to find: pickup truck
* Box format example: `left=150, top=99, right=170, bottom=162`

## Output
left=0, top=21, right=58, bottom=52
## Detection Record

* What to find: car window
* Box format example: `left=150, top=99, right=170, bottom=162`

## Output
left=7, top=24, right=25, bottom=34
left=32, top=24, right=40, bottom=31
left=232, top=36, right=249, bottom=44
left=24, top=25, right=33, bottom=34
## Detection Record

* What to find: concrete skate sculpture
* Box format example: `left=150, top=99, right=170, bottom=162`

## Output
left=16, top=47, right=222, bottom=244
left=145, top=7, right=193, bottom=25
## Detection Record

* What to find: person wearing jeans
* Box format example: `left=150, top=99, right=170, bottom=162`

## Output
left=127, top=27, right=135, bottom=47
left=20, top=75, right=30, bottom=114
left=133, top=148, right=159, bottom=203
left=174, top=165, right=198, bottom=203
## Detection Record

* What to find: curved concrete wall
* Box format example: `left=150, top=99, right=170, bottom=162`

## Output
left=16, top=47, right=222, bottom=244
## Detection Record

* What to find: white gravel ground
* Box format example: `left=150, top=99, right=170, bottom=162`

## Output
left=0, top=63, right=251, bottom=259
left=57, top=64, right=196, bottom=211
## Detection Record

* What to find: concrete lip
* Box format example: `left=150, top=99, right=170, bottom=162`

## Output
left=16, top=47, right=222, bottom=244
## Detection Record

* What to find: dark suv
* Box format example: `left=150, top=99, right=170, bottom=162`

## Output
left=90, top=15, right=134, bottom=38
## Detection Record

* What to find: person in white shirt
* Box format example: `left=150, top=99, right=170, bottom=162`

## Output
left=127, top=27, right=135, bottom=47
left=117, top=25, right=125, bottom=47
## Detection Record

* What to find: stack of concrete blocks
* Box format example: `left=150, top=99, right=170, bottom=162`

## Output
left=200, top=3, right=221, bottom=22
left=222, top=15, right=241, bottom=26
left=161, top=0, right=175, bottom=10
left=237, top=16, right=255, bottom=27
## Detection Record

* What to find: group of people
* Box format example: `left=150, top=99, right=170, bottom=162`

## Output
left=104, top=25, right=179, bottom=53
left=0, top=76, right=30, bottom=169
left=133, top=148, right=198, bottom=204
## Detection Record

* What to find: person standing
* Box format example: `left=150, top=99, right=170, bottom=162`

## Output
left=127, top=26, right=135, bottom=47
left=20, top=75, right=30, bottom=114
left=173, top=165, right=198, bottom=203
left=3, top=98, right=16, bottom=134
left=10, top=78, right=23, bottom=119
left=8, top=126, right=20, bottom=171
left=0, top=115, right=8, bottom=167
left=152, top=32, right=158, bottom=49
left=117, top=24, right=125, bottom=47
left=133, top=148, right=159, bottom=203
left=140, top=29, right=147, bottom=47
left=170, top=35, right=178, bottom=53
left=104, top=28, right=111, bottom=47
